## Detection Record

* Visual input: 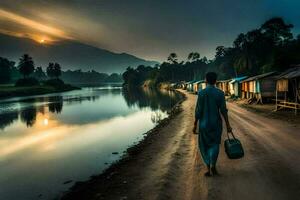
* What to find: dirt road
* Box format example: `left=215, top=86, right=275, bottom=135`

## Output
left=63, top=90, right=300, bottom=200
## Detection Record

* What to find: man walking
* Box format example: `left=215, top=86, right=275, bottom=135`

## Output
left=193, top=72, right=232, bottom=176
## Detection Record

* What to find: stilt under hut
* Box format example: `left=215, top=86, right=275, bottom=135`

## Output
left=275, top=66, right=300, bottom=114
left=240, top=72, right=277, bottom=104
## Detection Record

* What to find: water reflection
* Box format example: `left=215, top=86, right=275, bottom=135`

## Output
left=151, top=111, right=163, bottom=124
left=20, top=107, right=37, bottom=127
left=48, top=97, right=63, bottom=113
left=0, top=88, right=181, bottom=130
left=0, top=112, right=18, bottom=129
left=0, top=87, right=182, bottom=200
left=0, top=96, right=65, bottom=129
left=122, top=87, right=181, bottom=112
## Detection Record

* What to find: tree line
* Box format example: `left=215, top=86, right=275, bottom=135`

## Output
left=0, top=54, right=62, bottom=85
left=0, top=54, right=122, bottom=85
left=123, top=17, right=300, bottom=87
left=61, top=70, right=122, bottom=85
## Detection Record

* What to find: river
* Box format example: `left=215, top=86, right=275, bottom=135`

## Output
left=0, top=86, right=182, bottom=200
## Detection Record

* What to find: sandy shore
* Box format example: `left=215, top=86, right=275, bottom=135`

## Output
left=61, top=90, right=300, bottom=200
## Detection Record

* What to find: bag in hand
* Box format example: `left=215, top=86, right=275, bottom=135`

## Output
left=224, top=131, right=244, bottom=159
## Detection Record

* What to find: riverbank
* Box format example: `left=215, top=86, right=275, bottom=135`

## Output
left=61, top=90, right=187, bottom=200
left=0, top=84, right=79, bottom=99
left=61, top=90, right=300, bottom=200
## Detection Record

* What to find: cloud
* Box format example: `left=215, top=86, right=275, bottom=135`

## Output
left=0, top=0, right=299, bottom=61
left=0, top=8, right=72, bottom=42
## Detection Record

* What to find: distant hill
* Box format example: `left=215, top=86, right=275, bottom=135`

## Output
left=0, top=34, right=159, bottom=73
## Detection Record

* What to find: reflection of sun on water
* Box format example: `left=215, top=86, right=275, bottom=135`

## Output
left=36, top=113, right=52, bottom=128
left=0, top=113, right=65, bottom=157
left=43, top=118, right=49, bottom=126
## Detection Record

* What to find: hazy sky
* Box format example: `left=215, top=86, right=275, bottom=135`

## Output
left=0, top=0, right=300, bottom=61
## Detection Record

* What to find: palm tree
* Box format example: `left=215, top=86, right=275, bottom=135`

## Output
left=18, top=54, right=35, bottom=78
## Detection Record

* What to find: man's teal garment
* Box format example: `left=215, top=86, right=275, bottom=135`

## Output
left=195, top=84, right=228, bottom=165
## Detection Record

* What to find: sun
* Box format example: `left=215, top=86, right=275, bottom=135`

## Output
left=40, top=39, right=45, bottom=43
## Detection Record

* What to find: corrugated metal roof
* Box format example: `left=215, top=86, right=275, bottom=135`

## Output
left=275, top=67, right=300, bottom=79
left=241, top=72, right=276, bottom=82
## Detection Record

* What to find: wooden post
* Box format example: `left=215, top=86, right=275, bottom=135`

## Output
left=275, top=89, right=278, bottom=111
left=295, top=79, right=298, bottom=115
left=284, top=91, right=287, bottom=111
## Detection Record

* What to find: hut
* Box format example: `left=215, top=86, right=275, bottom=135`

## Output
left=183, top=82, right=189, bottom=90
left=240, top=72, right=277, bottom=103
left=229, top=76, right=248, bottom=98
left=216, top=79, right=231, bottom=95
left=275, top=66, right=300, bottom=114
left=170, top=83, right=177, bottom=89
left=190, top=80, right=207, bottom=94
left=180, top=81, right=187, bottom=89
left=192, top=81, right=202, bottom=94
left=198, top=80, right=207, bottom=91
left=186, top=81, right=196, bottom=92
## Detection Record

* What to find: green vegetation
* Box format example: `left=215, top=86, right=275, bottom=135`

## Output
left=0, top=56, right=123, bottom=87
left=123, top=17, right=300, bottom=87
left=0, top=52, right=123, bottom=98
left=18, top=54, right=35, bottom=79
left=122, top=87, right=183, bottom=113
left=47, top=63, right=62, bottom=79
left=33, top=66, right=47, bottom=81
left=0, top=57, right=14, bottom=84
left=15, top=78, right=40, bottom=87
left=0, top=54, right=79, bottom=98
left=61, top=70, right=122, bottom=85
left=0, top=85, right=78, bottom=99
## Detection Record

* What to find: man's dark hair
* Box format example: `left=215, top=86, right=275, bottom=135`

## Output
left=206, top=72, right=217, bottom=85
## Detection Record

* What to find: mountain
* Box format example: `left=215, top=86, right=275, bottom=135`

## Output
left=0, top=34, right=159, bottom=73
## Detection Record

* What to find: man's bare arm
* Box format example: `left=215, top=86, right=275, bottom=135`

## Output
left=221, top=112, right=232, bottom=132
